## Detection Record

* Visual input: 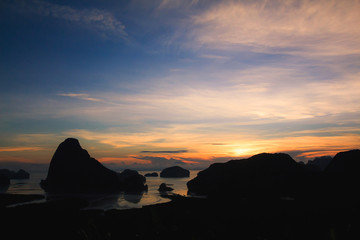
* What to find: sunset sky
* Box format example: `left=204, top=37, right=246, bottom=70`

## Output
left=1, top=0, right=359, bottom=170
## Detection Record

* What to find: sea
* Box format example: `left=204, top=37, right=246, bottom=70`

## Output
left=2, top=170, right=200, bottom=210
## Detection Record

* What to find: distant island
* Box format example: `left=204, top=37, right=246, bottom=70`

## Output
left=0, top=169, right=30, bottom=188
left=0, top=169, right=30, bottom=180
left=160, top=166, right=190, bottom=178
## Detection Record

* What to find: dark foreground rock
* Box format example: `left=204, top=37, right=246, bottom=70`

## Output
left=160, top=166, right=190, bottom=178
left=40, top=138, right=147, bottom=193
left=1, top=194, right=359, bottom=240
left=0, top=169, right=30, bottom=179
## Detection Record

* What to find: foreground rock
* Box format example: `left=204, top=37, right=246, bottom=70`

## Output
left=1, top=193, right=358, bottom=240
left=0, top=169, right=30, bottom=179
left=187, top=153, right=311, bottom=198
left=40, top=138, right=147, bottom=193
left=160, top=166, right=190, bottom=178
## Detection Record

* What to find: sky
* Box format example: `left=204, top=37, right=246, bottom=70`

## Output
left=1, top=0, right=359, bottom=170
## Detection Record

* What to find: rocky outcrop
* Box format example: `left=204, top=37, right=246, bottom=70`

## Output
left=118, top=169, right=147, bottom=192
left=40, top=138, right=147, bottom=194
left=187, top=153, right=311, bottom=198
left=0, top=169, right=30, bottom=179
left=158, top=183, right=174, bottom=192
left=160, top=166, right=190, bottom=178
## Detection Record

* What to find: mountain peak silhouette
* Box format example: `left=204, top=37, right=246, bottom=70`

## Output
left=41, top=138, right=147, bottom=193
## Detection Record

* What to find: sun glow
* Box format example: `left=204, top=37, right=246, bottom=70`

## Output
left=232, top=148, right=252, bottom=156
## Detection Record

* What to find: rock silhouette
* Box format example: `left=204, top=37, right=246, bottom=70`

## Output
left=118, top=169, right=147, bottom=192
left=158, top=183, right=174, bottom=192
left=307, top=156, right=332, bottom=171
left=40, top=138, right=147, bottom=193
left=323, top=149, right=360, bottom=200
left=144, top=172, right=158, bottom=177
left=160, top=166, right=190, bottom=178
left=325, top=149, right=360, bottom=174
left=0, top=173, right=10, bottom=186
left=0, top=169, right=30, bottom=179
left=187, top=153, right=310, bottom=198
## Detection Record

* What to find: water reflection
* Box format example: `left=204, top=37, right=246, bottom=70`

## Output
left=5, top=170, right=199, bottom=210
left=43, top=190, right=169, bottom=210
left=124, top=192, right=143, bottom=203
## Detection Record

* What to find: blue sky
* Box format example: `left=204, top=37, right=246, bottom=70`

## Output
left=1, top=0, right=359, bottom=169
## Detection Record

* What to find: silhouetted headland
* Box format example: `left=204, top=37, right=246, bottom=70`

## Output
left=187, top=153, right=311, bottom=198
left=322, top=149, right=360, bottom=201
left=160, top=166, right=190, bottom=178
left=40, top=138, right=147, bottom=193
left=187, top=150, right=360, bottom=202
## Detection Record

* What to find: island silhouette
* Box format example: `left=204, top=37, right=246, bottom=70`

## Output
left=40, top=138, right=147, bottom=194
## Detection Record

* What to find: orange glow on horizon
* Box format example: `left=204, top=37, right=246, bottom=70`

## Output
left=1, top=133, right=358, bottom=165
left=0, top=147, right=44, bottom=152
left=98, top=157, right=151, bottom=165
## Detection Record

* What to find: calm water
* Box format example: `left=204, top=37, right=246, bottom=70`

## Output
left=5, top=170, right=200, bottom=210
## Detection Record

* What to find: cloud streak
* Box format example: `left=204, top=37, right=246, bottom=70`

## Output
left=140, top=150, right=188, bottom=154
left=18, top=0, right=127, bottom=39
left=0, top=147, right=43, bottom=152
left=57, top=93, right=104, bottom=103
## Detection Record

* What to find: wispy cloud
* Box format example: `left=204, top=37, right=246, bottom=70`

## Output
left=98, top=157, right=151, bottom=165
left=57, top=93, right=104, bottom=103
left=157, top=0, right=201, bottom=10
left=50, top=65, right=359, bottom=127
left=188, top=0, right=360, bottom=56
left=199, top=54, right=230, bottom=60
left=0, top=147, right=43, bottom=152
left=140, top=150, right=188, bottom=154
left=17, top=0, right=127, bottom=39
